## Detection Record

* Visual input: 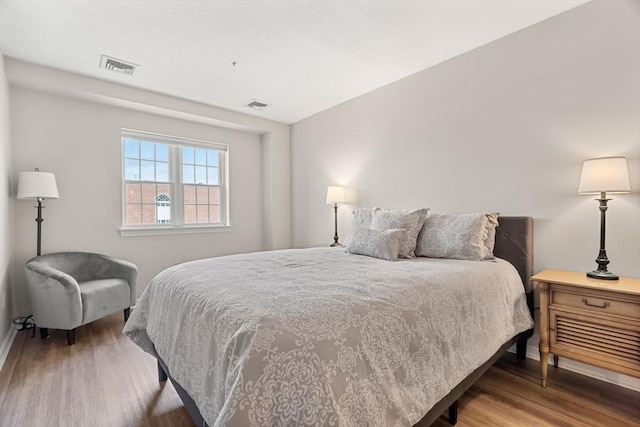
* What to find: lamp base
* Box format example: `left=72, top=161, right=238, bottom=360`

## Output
left=586, top=270, right=619, bottom=281
left=330, top=242, right=343, bottom=247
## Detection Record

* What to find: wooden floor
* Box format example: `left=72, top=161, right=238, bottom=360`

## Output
left=0, top=313, right=638, bottom=427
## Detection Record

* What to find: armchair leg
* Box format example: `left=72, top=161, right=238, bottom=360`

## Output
left=39, top=328, right=49, bottom=339
left=124, top=308, right=131, bottom=321
left=66, top=329, right=76, bottom=346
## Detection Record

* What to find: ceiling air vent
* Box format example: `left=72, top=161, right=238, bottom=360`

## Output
left=245, top=99, right=271, bottom=111
left=100, top=54, right=138, bottom=76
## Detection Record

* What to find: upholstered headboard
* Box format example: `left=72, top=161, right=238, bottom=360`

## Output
left=493, top=216, right=535, bottom=345
left=493, top=216, right=534, bottom=293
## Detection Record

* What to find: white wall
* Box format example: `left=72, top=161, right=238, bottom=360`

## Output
left=0, top=54, right=13, bottom=349
left=6, top=61, right=291, bottom=319
left=291, top=0, right=640, bottom=280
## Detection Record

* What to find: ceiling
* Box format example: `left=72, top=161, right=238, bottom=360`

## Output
left=0, top=0, right=589, bottom=124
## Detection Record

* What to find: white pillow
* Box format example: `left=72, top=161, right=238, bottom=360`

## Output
left=369, top=208, right=429, bottom=259
left=415, top=213, right=495, bottom=260
left=346, top=227, right=406, bottom=261
left=343, top=207, right=376, bottom=247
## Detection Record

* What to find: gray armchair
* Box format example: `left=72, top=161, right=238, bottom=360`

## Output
left=24, top=252, right=137, bottom=345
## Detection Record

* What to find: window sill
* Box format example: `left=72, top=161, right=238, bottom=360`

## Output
left=118, top=224, right=232, bottom=237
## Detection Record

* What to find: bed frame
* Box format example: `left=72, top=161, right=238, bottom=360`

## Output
left=154, top=216, right=534, bottom=427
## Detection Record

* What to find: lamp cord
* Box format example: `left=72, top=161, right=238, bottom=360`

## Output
left=13, top=315, right=36, bottom=336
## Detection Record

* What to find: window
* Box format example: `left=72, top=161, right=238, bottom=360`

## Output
left=120, top=129, right=229, bottom=236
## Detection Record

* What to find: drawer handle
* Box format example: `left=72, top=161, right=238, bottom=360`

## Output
left=581, top=298, right=610, bottom=309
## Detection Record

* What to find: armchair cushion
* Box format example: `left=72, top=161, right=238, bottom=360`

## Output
left=80, top=279, right=131, bottom=324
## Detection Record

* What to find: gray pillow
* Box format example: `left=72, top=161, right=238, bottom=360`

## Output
left=346, top=227, right=406, bottom=261
left=415, top=213, right=495, bottom=260
left=370, top=208, right=429, bottom=259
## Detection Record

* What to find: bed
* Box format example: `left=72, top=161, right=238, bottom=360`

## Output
left=124, top=216, right=534, bottom=426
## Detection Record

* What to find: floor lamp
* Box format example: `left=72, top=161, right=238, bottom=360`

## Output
left=326, top=186, right=345, bottom=247
left=17, top=169, right=59, bottom=256
left=578, top=157, right=630, bottom=280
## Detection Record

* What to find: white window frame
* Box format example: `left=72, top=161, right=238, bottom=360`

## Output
left=119, top=129, right=231, bottom=237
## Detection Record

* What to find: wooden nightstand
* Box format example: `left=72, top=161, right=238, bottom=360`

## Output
left=532, top=269, right=640, bottom=387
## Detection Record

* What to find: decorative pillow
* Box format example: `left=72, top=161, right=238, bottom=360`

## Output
left=484, top=213, right=500, bottom=256
left=369, top=208, right=429, bottom=259
left=343, top=207, right=376, bottom=247
left=345, top=227, right=406, bottom=261
left=415, top=213, right=495, bottom=260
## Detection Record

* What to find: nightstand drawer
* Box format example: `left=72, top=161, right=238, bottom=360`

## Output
left=551, top=288, right=640, bottom=319
left=550, top=310, right=640, bottom=375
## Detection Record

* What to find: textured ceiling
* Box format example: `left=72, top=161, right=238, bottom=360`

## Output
left=0, top=0, right=589, bottom=124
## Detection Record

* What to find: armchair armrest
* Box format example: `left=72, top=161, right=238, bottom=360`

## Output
left=24, top=261, right=83, bottom=329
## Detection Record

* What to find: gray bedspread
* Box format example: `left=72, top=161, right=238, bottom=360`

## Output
left=124, top=248, right=533, bottom=426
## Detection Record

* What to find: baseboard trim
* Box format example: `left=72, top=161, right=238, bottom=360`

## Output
left=509, top=343, right=640, bottom=392
left=0, top=323, right=18, bottom=372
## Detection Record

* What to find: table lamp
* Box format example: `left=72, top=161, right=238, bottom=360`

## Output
left=326, top=186, right=345, bottom=247
left=578, top=157, right=630, bottom=280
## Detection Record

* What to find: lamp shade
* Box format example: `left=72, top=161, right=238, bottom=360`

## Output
left=578, top=157, right=631, bottom=194
left=326, top=186, right=345, bottom=205
left=17, top=171, right=59, bottom=200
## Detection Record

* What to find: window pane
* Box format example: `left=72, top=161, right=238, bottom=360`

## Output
left=125, top=159, right=140, bottom=180
left=183, top=164, right=195, bottom=184
left=197, top=205, right=209, bottom=223
left=124, top=139, right=139, bottom=159
left=207, top=167, right=219, bottom=185
left=195, top=148, right=206, bottom=166
left=196, top=186, right=208, bottom=204
left=209, top=186, right=220, bottom=204
left=207, top=150, right=218, bottom=166
left=142, top=204, right=156, bottom=224
left=141, top=160, right=155, bottom=181
left=126, top=183, right=141, bottom=203
left=195, top=166, right=207, bottom=185
left=126, top=204, right=141, bottom=225
left=184, top=204, right=197, bottom=224
left=156, top=162, right=169, bottom=182
left=209, top=205, right=220, bottom=223
left=141, top=142, right=155, bottom=160
left=156, top=144, right=169, bottom=162
left=182, top=146, right=194, bottom=164
left=157, top=183, right=171, bottom=195
left=184, top=185, right=196, bottom=204
left=141, top=183, right=156, bottom=203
